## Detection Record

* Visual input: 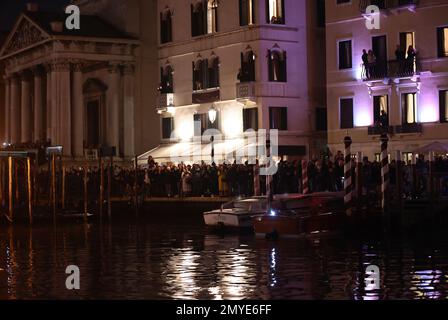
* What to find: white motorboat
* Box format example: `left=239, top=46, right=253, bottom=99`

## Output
left=203, top=197, right=268, bottom=228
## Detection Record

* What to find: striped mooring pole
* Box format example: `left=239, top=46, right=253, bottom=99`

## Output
left=302, top=160, right=309, bottom=194
left=380, top=134, right=389, bottom=211
left=344, top=136, right=353, bottom=216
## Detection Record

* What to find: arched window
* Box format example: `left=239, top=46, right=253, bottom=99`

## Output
left=266, top=0, right=284, bottom=25
left=239, top=48, right=256, bottom=82
left=159, top=65, right=174, bottom=94
left=268, top=47, right=287, bottom=82
left=208, top=55, right=220, bottom=88
left=193, top=57, right=207, bottom=90
left=192, top=54, right=220, bottom=90
left=191, top=0, right=218, bottom=37
left=160, top=8, right=172, bottom=44
left=207, top=0, right=219, bottom=34
left=191, top=1, right=206, bottom=37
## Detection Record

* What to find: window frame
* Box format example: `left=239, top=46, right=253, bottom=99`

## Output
left=337, top=39, right=353, bottom=70
left=339, top=97, right=354, bottom=129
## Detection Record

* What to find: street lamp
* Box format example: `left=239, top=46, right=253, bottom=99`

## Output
left=208, top=104, right=217, bottom=164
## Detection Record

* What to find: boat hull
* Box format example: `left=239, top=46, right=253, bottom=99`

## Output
left=203, top=211, right=253, bottom=228
left=253, top=212, right=345, bottom=237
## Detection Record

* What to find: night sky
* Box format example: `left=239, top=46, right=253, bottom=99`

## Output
left=0, top=0, right=70, bottom=31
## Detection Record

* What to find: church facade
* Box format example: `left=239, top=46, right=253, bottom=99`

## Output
left=0, top=0, right=160, bottom=160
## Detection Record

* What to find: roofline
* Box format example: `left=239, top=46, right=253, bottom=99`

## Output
left=0, top=13, right=52, bottom=57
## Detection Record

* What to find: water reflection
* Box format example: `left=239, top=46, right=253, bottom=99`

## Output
left=1, top=220, right=448, bottom=300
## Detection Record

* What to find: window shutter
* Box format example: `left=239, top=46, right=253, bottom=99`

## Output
left=191, top=4, right=195, bottom=37
left=202, top=0, right=207, bottom=35
left=160, top=12, right=164, bottom=43
left=437, top=27, right=445, bottom=58
left=266, top=0, right=270, bottom=23
left=281, top=0, right=285, bottom=24
left=268, top=50, right=273, bottom=81
left=252, top=0, right=256, bottom=24
left=167, top=12, right=172, bottom=42
left=440, top=91, right=446, bottom=123
left=203, top=59, right=209, bottom=88
left=239, top=0, right=243, bottom=26
left=192, top=61, right=196, bottom=90
left=282, top=51, right=287, bottom=82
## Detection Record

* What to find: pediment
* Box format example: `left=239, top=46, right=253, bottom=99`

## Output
left=1, top=15, right=50, bottom=57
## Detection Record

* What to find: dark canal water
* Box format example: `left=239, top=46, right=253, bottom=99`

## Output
left=1, top=210, right=448, bottom=300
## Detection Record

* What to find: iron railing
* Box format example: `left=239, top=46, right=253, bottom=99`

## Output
left=362, top=58, right=419, bottom=81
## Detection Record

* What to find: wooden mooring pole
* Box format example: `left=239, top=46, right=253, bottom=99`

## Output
left=27, top=157, right=33, bottom=225
left=51, top=154, right=56, bottom=221
left=8, top=157, right=13, bottom=223
left=83, top=163, right=88, bottom=222
left=99, top=156, right=104, bottom=221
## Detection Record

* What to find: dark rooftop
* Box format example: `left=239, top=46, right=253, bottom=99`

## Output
left=24, top=11, right=135, bottom=40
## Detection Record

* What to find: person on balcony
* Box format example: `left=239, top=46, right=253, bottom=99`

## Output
left=379, top=110, right=389, bottom=129
left=362, top=49, right=369, bottom=78
left=367, top=50, right=377, bottom=78
left=406, top=45, right=417, bottom=75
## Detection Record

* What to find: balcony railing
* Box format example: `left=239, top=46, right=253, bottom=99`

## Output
left=395, top=123, right=423, bottom=134
left=156, top=93, right=175, bottom=112
left=362, top=58, right=419, bottom=81
left=236, top=82, right=256, bottom=101
left=368, top=125, right=394, bottom=136
left=359, top=0, right=418, bottom=12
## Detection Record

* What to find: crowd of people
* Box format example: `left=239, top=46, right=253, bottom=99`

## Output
left=28, top=154, right=448, bottom=207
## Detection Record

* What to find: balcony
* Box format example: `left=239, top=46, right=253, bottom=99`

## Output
left=236, top=82, right=256, bottom=102
left=394, top=123, right=423, bottom=134
left=156, top=92, right=175, bottom=112
left=359, top=0, right=418, bottom=13
left=362, top=59, right=419, bottom=81
left=368, top=125, right=394, bottom=136
left=192, top=88, right=220, bottom=104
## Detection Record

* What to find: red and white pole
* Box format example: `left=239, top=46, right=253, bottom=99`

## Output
left=344, top=136, right=353, bottom=216
left=302, top=160, right=309, bottom=194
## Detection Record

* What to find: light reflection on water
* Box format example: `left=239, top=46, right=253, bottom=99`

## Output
left=0, top=219, right=448, bottom=300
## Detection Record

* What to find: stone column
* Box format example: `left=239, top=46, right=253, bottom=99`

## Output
left=10, top=75, right=20, bottom=144
left=123, top=63, right=135, bottom=158
left=20, top=72, right=32, bottom=143
left=72, top=62, right=84, bottom=158
left=53, top=60, right=72, bottom=156
left=4, top=76, right=10, bottom=143
left=45, top=64, right=52, bottom=143
left=33, top=67, right=44, bottom=142
left=107, top=63, right=121, bottom=151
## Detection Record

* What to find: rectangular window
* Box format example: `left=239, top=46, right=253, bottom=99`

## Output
left=337, top=0, right=350, bottom=4
left=160, top=11, right=172, bottom=44
left=266, top=0, right=284, bottom=25
left=162, top=117, right=174, bottom=140
left=439, top=90, right=448, bottom=123
left=269, top=107, right=287, bottom=130
left=338, top=40, right=352, bottom=69
left=437, top=27, right=448, bottom=58
left=399, top=32, right=415, bottom=59
left=316, top=108, right=327, bottom=131
left=191, top=2, right=206, bottom=37
left=373, top=95, right=389, bottom=126
left=240, top=0, right=255, bottom=26
left=243, top=108, right=259, bottom=131
left=340, top=98, right=354, bottom=129
left=268, top=50, right=287, bottom=82
left=402, top=92, right=418, bottom=124
left=194, top=112, right=220, bottom=136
